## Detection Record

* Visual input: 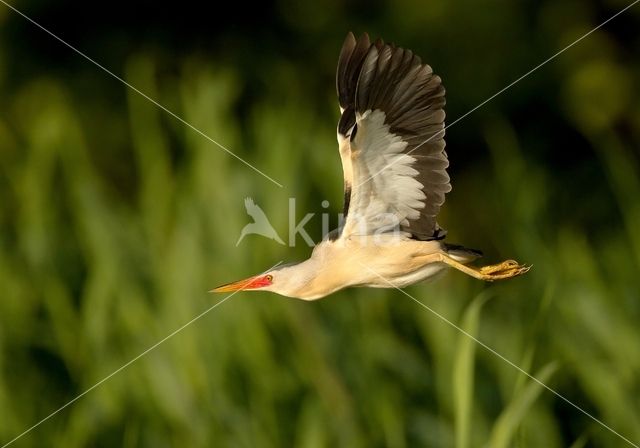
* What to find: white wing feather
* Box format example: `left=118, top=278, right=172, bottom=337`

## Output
left=342, top=110, right=427, bottom=237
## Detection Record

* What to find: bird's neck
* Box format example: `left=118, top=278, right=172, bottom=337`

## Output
left=280, top=256, right=341, bottom=300
left=280, top=258, right=317, bottom=300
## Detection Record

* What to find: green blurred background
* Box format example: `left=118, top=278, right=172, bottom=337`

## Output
left=1, top=0, right=640, bottom=446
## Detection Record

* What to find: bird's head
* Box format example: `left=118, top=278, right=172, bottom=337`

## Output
left=211, top=272, right=275, bottom=293
left=211, top=262, right=314, bottom=299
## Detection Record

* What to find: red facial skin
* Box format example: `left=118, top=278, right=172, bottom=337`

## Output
left=211, top=274, right=273, bottom=293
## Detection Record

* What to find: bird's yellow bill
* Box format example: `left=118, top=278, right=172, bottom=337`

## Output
left=210, top=274, right=271, bottom=293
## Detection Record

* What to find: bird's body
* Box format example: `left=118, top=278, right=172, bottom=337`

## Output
left=261, top=237, right=475, bottom=300
left=214, top=32, right=529, bottom=300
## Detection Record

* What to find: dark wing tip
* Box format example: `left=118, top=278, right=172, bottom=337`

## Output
left=350, top=38, right=451, bottom=240
left=336, top=33, right=356, bottom=97
left=336, top=32, right=372, bottom=111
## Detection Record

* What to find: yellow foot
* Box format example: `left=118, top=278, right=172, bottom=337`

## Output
left=480, top=260, right=520, bottom=274
left=478, top=260, right=530, bottom=281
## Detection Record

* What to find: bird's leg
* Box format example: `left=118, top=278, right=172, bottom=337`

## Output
left=417, top=253, right=530, bottom=281
left=445, top=255, right=529, bottom=281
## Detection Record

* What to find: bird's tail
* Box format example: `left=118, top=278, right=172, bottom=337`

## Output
left=444, top=243, right=483, bottom=264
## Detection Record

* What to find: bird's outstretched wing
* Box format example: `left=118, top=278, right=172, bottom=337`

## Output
left=245, top=197, right=268, bottom=222
left=244, top=197, right=256, bottom=211
left=335, top=32, right=373, bottom=217
left=335, top=32, right=450, bottom=240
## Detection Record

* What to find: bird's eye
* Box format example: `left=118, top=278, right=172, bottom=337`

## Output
left=266, top=275, right=273, bottom=282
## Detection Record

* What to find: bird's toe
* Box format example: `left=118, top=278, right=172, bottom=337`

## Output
left=481, top=261, right=530, bottom=281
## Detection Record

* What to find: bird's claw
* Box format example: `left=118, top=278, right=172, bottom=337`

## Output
left=479, top=260, right=530, bottom=281
left=480, top=259, right=518, bottom=274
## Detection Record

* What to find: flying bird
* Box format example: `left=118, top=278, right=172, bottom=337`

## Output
left=235, top=197, right=285, bottom=246
left=213, top=32, right=529, bottom=300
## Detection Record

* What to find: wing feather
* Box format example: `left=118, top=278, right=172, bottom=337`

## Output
left=335, top=33, right=372, bottom=218
left=336, top=34, right=450, bottom=240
